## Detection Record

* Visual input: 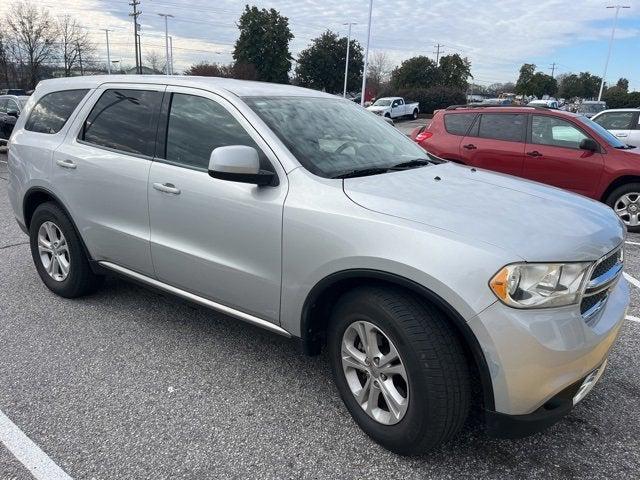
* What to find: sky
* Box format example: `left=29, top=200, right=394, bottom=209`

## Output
left=2, top=0, right=640, bottom=90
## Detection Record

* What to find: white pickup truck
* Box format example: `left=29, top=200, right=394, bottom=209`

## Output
left=367, top=97, right=420, bottom=119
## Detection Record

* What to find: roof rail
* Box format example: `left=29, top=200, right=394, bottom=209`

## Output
left=445, top=104, right=555, bottom=111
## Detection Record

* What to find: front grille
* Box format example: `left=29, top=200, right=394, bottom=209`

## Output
left=579, top=246, right=623, bottom=320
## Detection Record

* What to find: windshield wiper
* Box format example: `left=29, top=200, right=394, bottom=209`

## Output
left=331, top=167, right=391, bottom=179
left=391, top=159, right=434, bottom=170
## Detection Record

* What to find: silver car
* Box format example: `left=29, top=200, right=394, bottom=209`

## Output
left=7, top=76, right=629, bottom=454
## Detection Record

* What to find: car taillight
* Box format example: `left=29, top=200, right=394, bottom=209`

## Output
left=416, top=131, right=433, bottom=142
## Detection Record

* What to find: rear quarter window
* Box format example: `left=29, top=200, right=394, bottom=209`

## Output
left=25, top=89, right=89, bottom=134
left=444, top=113, right=477, bottom=136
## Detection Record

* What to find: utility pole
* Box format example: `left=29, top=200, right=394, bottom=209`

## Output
left=549, top=62, right=556, bottom=78
left=433, top=43, right=444, bottom=65
left=158, top=13, right=174, bottom=75
left=77, top=41, right=84, bottom=75
left=598, top=4, right=630, bottom=101
left=129, top=1, right=142, bottom=74
left=360, top=0, right=373, bottom=107
left=169, top=36, right=174, bottom=75
left=342, top=22, right=357, bottom=98
left=104, top=29, right=112, bottom=74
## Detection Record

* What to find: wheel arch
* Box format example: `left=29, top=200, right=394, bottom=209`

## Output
left=300, top=268, right=495, bottom=410
left=600, top=175, right=640, bottom=203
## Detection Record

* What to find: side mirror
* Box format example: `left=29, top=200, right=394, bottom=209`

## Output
left=208, top=145, right=276, bottom=187
left=6, top=110, right=18, bottom=118
left=579, top=138, right=599, bottom=152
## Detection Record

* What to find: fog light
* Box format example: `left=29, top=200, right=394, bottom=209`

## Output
left=573, top=360, right=607, bottom=405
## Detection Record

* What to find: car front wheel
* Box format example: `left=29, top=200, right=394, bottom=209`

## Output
left=328, top=286, right=470, bottom=455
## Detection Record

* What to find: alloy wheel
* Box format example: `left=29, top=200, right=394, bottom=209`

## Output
left=341, top=320, right=409, bottom=425
left=614, top=192, right=640, bottom=227
left=37, top=221, right=70, bottom=282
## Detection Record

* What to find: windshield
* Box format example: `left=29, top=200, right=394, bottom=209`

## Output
left=578, top=103, right=605, bottom=114
left=244, top=96, right=429, bottom=178
left=373, top=99, right=392, bottom=106
left=576, top=115, right=626, bottom=148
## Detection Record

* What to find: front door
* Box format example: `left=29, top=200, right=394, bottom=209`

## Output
left=147, top=87, right=287, bottom=323
left=523, top=114, right=604, bottom=197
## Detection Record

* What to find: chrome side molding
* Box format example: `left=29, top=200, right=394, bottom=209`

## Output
left=98, top=261, right=291, bottom=338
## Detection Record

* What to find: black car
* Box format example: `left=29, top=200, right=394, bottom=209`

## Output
left=0, top=95, right=29, bottom=141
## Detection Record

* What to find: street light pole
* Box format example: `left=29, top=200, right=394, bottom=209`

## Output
left=343, top=22, right=357, bottom=98
left=169, top=36, right=174, bottom=75
left=360, top=0, right=373, bottom=106
left=104, top=29, right=112, bottom=74
left=598, top=4, right=630, bottom=101
left=158, top=13, right=174, bottom=75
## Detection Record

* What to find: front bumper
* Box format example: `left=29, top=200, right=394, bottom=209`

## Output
left=469, top=275, right=628, bottom=418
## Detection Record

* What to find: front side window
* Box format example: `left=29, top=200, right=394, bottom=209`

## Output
left=164, top=93, right=268, bottom=170
left=25, top=89, right=88, bottom=134
left=444, top=113, right=476, bottom=136
left=0, top=99, right=7, bottom=114
left=477, top=114, right=526, bottom=142
left=531, top=115, right=589, bottom=149
left=244, top=96, right=430, bottom=178
left=81, top=89, right=162, bottom=157
left=593, top=112, right=635, bottom=130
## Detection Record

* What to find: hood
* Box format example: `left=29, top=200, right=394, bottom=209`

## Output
left=367, top=106, right=386, bottom=112
left=343, top=163, right=624, bottom=262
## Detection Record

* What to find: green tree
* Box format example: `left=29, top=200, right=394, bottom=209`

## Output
left=514, top=63, right=536, bottom=95
left=577, top=72, right=601, bottom=99
left=233, top=5, right=293, bottom=83
left=438, top=54, right=472, bottom=90
left=391, top=56, right=441, bottom=89
left=616, top=77, right=629, bottom=92
left=294, top=30, right=363, bottom=93
left=558, top=73, right=581, bottom=98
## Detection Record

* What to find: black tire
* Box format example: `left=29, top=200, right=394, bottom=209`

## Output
left=29, top=202, right=103, bottom=298
left=384, top=112, right=391, bottom=118
left=412, top=109, right=419, bottom=120
left=328, top=286, right=470, bottom=455
left=605, top=183, right=640, bottom=233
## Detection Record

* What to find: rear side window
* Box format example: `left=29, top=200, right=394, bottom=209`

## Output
left=593, top=112, right=635, bottom=130
left=163, top=93, right=268, bottom=170
left=477, top=114, right=526, bottom=142
left=444, top=113, right=476, bottom=136
left=0, top=98, right=7, bottom=113
left=81, top=89, right=162, bottom=157
left=25, top=89, right=88, bottom=134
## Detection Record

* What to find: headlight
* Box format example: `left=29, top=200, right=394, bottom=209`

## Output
left=489, top=262, right=592, bottom=308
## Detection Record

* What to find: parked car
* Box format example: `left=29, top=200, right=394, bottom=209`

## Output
left=527, top=99, right=559, bottom=109
left=0, top=88, right=27, bottom=96
left=0, top=94, right=29, bottom=141
left=367, top=97, right=420, bottom=119
left=591, top=108, right=640, bottom=146
left=577, top=100, right=607, bottom=118
left=8, top=77, right=627, bottom=454
left=411, top=104, right=640, bottom=231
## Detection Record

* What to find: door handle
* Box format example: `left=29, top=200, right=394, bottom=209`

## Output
left=463, top=144, right=477, bottom=150
left=153, top=182, right=181, bottom=195
left=56, top=159, right=77, bottom=169
left=615, top=133, right=628, bottom=137
left=526, top=151, right=543, bottom=157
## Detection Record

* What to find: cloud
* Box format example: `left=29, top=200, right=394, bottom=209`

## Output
left=1, top=0, right=639, bottom=84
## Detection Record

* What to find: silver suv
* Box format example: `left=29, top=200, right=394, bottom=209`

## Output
left=7, top=76, right=629, bottom=454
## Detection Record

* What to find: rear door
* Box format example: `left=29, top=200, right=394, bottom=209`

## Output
left=523, top=114, right=604, bottom=197
left=459, top=113, right=527, bottom=176
left=53, top=84, right=165, bottom=276
left=593, top=111, right=635, bottom=143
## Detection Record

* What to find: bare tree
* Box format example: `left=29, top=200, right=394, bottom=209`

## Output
left=144, top=50, right=165, bottom=74
left=57, top=15, right=94, bottom=76
left=367, top=51, right=392, bottom=91
left=5, top=1, right=58, bottom=88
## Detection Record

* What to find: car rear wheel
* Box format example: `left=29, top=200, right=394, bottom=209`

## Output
left=29, top=202, right=104, bottom=297
left=606, top=183, right=640, bottom=232
left=412, top=109, right=418, bottom=120
left=328, top=286, right=470, bottom=455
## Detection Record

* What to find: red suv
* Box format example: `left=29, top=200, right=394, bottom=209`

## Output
left=412, top=105, right=640, bottom=231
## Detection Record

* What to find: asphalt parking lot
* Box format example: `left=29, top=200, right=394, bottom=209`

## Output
left=1, top=152, right=640, bottom=479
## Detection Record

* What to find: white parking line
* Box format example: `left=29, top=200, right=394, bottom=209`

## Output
left=625, top=241, right=640, bottom=246
left=626, top=315, right=640, bottom=323
left=624, top=272, right=640, bottom=290
left=0, top=409, right=72, bottom=480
